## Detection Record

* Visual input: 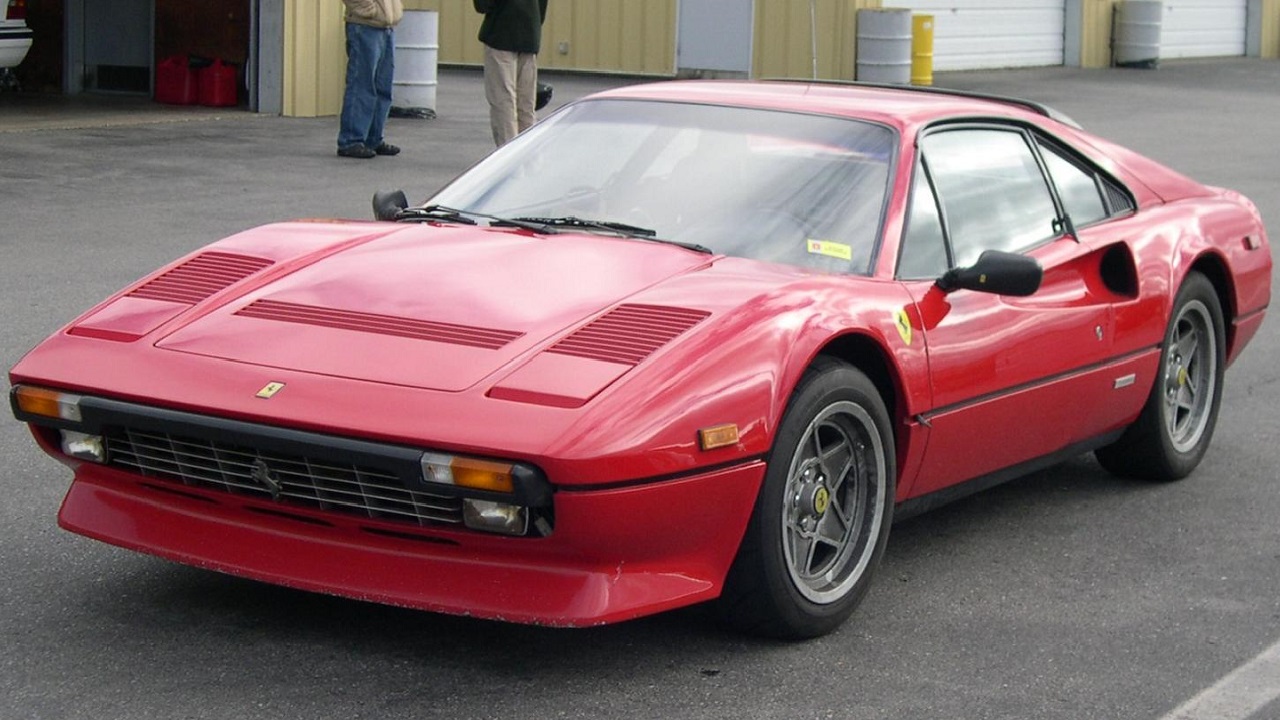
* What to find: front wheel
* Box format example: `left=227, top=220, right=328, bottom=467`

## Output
left=1096, top=272, right=1226, bottom=481
left=717, top=359, right=895, bottom=639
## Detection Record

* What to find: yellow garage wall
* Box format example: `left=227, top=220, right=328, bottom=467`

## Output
left=544, top=0, right=676, bottom=74
left=754, top=0, right=883, bottom=80
left=282, top=0, right=344, bottom=117
left=416, top=0, right=676, bottom=74
left=1260, top=0, right=1280, bottom=58
left=1078, top=0, right=1114, bottom=69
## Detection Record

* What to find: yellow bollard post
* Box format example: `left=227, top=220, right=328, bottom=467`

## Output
left=912, top=14, right=934, bottom=86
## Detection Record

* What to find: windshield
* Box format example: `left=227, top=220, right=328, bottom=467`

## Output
left=428, top=99, right=896, bottom=275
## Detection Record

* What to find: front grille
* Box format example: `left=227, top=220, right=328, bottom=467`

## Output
left=105, top=427, right=462, bottom=527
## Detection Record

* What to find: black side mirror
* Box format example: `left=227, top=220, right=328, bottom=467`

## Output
left=936, top=250, right=1042, bottom=297
left=536, top=82, right=553, bottom=111
left=372, top=189, right=408, bottom=221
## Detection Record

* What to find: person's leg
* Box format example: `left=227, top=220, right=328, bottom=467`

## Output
left=366, top=27, right=396, bottom=149
left=484, top=46, right=519, bottom=146
left=514, top=52, right=538, bottom=134
left=338, top=23, right=378, bottom=151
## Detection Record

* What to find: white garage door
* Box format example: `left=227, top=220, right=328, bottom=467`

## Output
left=895, top=1, right=1066, bottom=70
left=1161, top=0, right=1247, bottom=58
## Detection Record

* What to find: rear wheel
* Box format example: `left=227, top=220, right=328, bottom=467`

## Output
left=717, top=359, right=894, bottom=639
left=1096, top=272, right=1225, bottom=481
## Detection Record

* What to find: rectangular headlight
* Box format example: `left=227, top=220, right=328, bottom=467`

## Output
left=463, top=499, right=529, bottom=536
left=60, top=430, right=107, bottom=463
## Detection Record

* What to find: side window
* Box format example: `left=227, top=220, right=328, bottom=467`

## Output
left=921, top=129, right=1059, bottom=268
left=898, top=161, right=950, bottom=280
left=1038, top=140, right=1108, bottom=227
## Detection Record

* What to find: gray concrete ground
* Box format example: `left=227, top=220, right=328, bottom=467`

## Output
left=2, top=60, right=1280, bottom=720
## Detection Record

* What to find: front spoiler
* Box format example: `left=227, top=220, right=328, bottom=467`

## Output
left=57, top=460, right=764, bottom=626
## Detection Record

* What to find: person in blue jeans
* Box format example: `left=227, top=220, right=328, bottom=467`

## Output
left=337, top=0, right=403, bottom=159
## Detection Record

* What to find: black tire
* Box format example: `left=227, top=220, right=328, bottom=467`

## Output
left=716, top=358, right=895, bottom=639
left=1096, top=272, right=1226, bottom=481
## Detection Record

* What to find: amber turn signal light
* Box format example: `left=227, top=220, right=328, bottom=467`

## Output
left=13, top=385, right=83, bottom=422
left=421, top=452, right=516, bottom=493
left=699, top=423, right=740, bottom=451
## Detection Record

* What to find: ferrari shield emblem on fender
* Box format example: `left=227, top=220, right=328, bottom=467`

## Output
left=894, top=309, right=913, bottom=346
left=256, top=382, right=286, bottom=399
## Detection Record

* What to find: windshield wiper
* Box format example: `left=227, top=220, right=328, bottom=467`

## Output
left=509, top=216, right=712, bottom=254
left=398, top=208, right=708, bottom=252
left=394, top=204, right=478, bottom=225
left=396, top=205, right=559, bottom=234
left=510, top=216, right=656, bottom=238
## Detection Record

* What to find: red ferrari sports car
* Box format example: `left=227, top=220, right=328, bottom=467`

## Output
left=10, top=80, right=1271, bottom=639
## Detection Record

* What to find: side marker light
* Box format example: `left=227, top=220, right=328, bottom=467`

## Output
left=699, top=423, right=740, bottom=451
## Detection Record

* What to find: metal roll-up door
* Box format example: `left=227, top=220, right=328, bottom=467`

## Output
left=893, top=0, right=1066, bottom=70
left=1161, top=0, right=1248, bottom=58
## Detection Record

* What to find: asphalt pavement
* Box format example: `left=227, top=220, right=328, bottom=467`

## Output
left=2, top=60, right=1279, bottom=720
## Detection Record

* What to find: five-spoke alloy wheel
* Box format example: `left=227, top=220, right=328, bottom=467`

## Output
left=1097, top=272, right=1226, bottom=481
left=718, top=358, right=894, bottom=639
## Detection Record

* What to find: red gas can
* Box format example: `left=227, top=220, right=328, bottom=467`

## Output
left=198, top=60, right=238, bottom=107
left=155, top=55, right=197, bottom=105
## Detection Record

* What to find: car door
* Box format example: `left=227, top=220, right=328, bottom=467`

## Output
left=896, top=124, right=1144, bottom=498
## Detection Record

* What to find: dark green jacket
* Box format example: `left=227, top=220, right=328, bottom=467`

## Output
left=474, top=0, right=548, bottom=54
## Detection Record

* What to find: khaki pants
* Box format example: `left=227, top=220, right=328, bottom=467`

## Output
left=484, top=46, right=538, bottom=147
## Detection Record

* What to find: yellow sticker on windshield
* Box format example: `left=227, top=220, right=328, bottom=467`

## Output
left=806, top=239, right=853, bottom=261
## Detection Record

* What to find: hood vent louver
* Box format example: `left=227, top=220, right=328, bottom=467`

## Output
left=235, top=299, right=524, bottom=350
left=128, top=252, right=274, bottom=305
left=548, top=304, right=710, bottom=366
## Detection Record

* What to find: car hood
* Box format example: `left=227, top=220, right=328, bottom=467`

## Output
left=150, top=223, right=714, bottom=392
